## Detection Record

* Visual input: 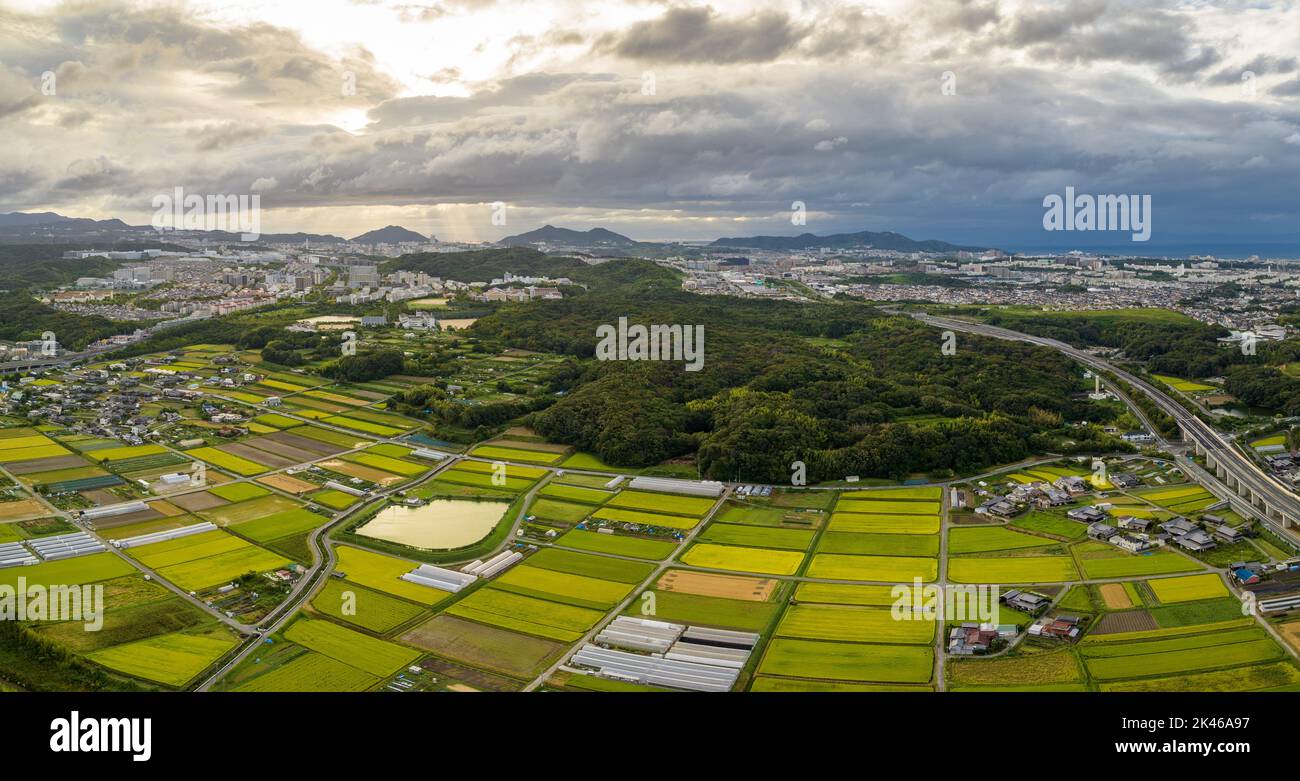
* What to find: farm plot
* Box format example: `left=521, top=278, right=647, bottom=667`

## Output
left=835, top=496, right=941, bottom=515
left=202, top=494, right=300, bottom=525
left=399, top=615, right=565, bottom=680
left=680, top=542, right=804, bottom=575
left=539, top=483, right=612, bottom=505
left=492, top=564, right=634, bottom=610
left=948, top=526, right=1051, bottom=554
left=624, top=589, right=781, bottom=631
left=527, top=497, right=592, bottom=524
left=283, top=617, right=420, bottom=677
left=1084, top=634, right=1283, bottom=681
left=437, top=466, right=536, bottom=493
left=948, top=649, right=1083, bottom=689
left=311, top=579, right=425, bottom=633
left=310, top=489, right=358, bottom=510
left=524, top=548, right=653, bottom=584
left=187, top=446, right=271, bottom=476
left=0, top=552, right=135, bottom=590
left=1077, top=547, right=1201, bottom=579
left=232, top=508, right=326, bottom=544
left=657, top=570, right=778, bottom=601
left=947, top=555, right=1078, bottom=584
left=555, top=529, right=677, bottom=560
left=828, top=512, right=940, bottom=534
left=208, top=482, right=271, bottom=503
left=469, top=445, right=564, bottom=465
left=697, top=522, right=815, bottom=551
left=342, top=451, right=428, bottom=477
left=233, top=651, right=378, bottom=692
left=758, top=638, right=933, bottom=684
left=604, top=490, right=715, bottom=517
left=88, top=628, right=239, bottom=687
left=1148, top=573, right=1230, bottom=603
left=155, top=542, right=291, bottom=591
left=127, top=529, right=247, bottom=569
left=333, top=546, right=453, bottom=606
left=806, top=553, right=937, bottom=582
left=593, top=506, right=701, bottom=531
left=444, top=587, right=605, bottom=642
left=794, top=583, right=901, bottom=606
left=816, top=532, right=939, bottom=557
left=775, top=604, right=935, bottom=644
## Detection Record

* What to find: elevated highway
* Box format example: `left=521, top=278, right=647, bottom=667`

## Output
left=910, top=311, right=1300, bottom=542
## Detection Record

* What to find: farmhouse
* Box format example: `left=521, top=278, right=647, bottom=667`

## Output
left=1029, top=614, right=1082, bottom=642
left=1110, top=473, right=1140, bottom=489
left=977, top=498, right=1018, bottom=518
left=1067, top=506, right=1106, bottom=523
left=948, top=623, right=998, bottom=655
left=1001, top=589, right=1049, bottom=615
left=1116, top=515, right=1152, bottom=533
left=1110, top=533, right=1153, bottom=553
left=1086, top=522, right=1117, bottom=540
left=1212, top=524, right=1244, bottom=543
left=1054, top=475, right=1090, bottom=495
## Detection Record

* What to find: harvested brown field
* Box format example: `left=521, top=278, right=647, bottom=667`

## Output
left=218, top=442, right=295, bottom=469
left=259, top=473, right=318, bottom=494
left=169, top=491, right=229, bottom=512
left=400, top=615, right=564, bottom=680
left=1277, top=620, right=1300, bottom=653
left=238, top=436, right=316, bottom=463
left=0, top=499, right=49, bottom=521
left=321, top=459, right=405, bottom=486
left=148, top=499, right=186, bottom=517
left=418, top=656, right=520, bottom=692
left=264, top=431, right=346, bottom=457
left=6, top=455, right=91, bottom=475
left=1090, top=610, right=1158, bottom=635
left=1099, top=583, right=1133, bottom=609
left=657, top=570, right=777, bottom=602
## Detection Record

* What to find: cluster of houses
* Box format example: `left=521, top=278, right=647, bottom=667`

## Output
left=1, top=351, right=280, bottom=449
left=1028, top=614, right=1084, bottom=641
left=1072, top=503, right=1244, bottom=555
left=976, top=475, right=1091, bottom=518
left=947, top=623, right=1018, bottom=655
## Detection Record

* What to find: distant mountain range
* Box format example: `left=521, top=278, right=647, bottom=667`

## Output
left=0, top=211, right=351, bottom=245
left=349, top=225, right=431, bottom=244
left=708, top=229, right=991, bottom=253
left=0, top=211, right=991, bottom=255
left=499, top=224, right=638, bottom=248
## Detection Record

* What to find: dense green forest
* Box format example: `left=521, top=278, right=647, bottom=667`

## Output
left=382, top=247, right=591, bottom=283
left=976, top=307, right=1300, bottom=416
left=0, top=243, right=192, bottom=351
left=0, top=293, right=135, bottom=350
left=465, top=259, right=1128, bottom=481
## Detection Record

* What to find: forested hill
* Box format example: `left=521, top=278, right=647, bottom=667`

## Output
left=972, top=307, right=1300, bottom=417
left=382, top=247, right=591, bottom=283
left=467, top=261, right=1127, bottom=481
left=0, top=244, right=165, bottom=350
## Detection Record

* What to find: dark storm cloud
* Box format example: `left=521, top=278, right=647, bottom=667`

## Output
left=596, top=6, right=807, bottom=64
left=0, top=0, right=1296, bottom=247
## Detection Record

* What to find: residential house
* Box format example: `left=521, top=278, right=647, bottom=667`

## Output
left=1087, top=522, right=1117, bottom=540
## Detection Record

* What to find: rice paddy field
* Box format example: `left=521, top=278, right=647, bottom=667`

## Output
left=12, top=341, right=1292, bottom=696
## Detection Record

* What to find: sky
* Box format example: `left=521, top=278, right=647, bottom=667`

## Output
left=0, top=0, right=1298, bottom=251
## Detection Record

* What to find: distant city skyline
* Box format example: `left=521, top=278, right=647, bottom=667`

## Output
left=1, top=0, right=1298, bottom=250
